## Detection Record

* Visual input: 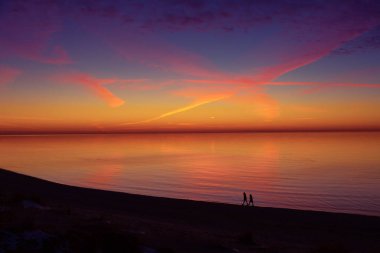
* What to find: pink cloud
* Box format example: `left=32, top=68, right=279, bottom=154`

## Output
left=72, top=1, right=380, bottom=92
left=181, top=24, right=380, bottom=93
left=8, top=0, right=376, bottom=121
left=242, top=33, right=372, bottom=86
left=126, top=18, right=380, bottom=121
left=57, top=73, right=125, bottom=108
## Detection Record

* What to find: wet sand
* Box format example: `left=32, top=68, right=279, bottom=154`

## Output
left=0, top=168, right=379, bottom=252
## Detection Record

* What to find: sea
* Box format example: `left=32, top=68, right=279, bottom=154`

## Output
left=0, top=132, right=379, bottom=216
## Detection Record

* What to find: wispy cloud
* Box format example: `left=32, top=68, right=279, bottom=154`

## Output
left=123, top=94, right=230, bottom=125
left=2, top=0, right=380, bottom=131
left=57, top=73, right=125, bottom=107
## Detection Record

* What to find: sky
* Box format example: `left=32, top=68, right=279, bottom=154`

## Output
left=1, top=0, right=380, bottom=134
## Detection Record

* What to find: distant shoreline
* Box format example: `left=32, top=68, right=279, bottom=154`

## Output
left=1, top=168, right=380, bottom=252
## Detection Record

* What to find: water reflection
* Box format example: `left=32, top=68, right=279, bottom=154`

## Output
left=0, top=132, right=379, bottom=216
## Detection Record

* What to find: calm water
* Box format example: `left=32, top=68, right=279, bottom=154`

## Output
left=0, top=132, right=379, bottom=216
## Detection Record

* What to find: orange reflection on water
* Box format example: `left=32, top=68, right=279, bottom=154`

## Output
left=0, top=132, right=379, bottom=216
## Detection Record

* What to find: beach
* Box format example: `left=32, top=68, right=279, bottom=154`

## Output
left=2, top=1, right=380, bottom=252
left=0, top=168, right=379, bottom=253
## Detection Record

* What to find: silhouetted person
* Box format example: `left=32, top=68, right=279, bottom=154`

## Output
left=242, top=192, right=248, bottom=206
left=249, top=194, right=254, bottom=207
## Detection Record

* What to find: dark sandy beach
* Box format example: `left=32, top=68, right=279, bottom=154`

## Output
left=0, top=168, right=379, bottom=253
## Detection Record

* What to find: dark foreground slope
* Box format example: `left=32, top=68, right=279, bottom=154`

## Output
left=0, top=168, right=379, bottom=253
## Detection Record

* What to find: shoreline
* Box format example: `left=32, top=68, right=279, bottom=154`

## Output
left=0, top=168, right=378, bottom=218
left=1, top=168, right=380, bottom=252
left=0, top=168, right=377, bottom=218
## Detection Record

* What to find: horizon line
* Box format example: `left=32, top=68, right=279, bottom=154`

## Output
left=1, top=128, right=380, bottom=136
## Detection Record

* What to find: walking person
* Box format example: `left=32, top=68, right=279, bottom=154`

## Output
left=242, top=192, right=248, bottom=206
left=249, top=193, right=254, bottom=207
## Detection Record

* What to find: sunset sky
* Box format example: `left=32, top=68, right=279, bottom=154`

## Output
left=1, top=0, right=380, bottom=133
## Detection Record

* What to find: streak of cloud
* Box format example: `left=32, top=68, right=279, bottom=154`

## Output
left=123, top=94, right=230, bottom=125
left=58, top=73, right=125, bottom=108
left=71, top=0, right=380, bottom=115
left=2, top=0, right=380, bottom=132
